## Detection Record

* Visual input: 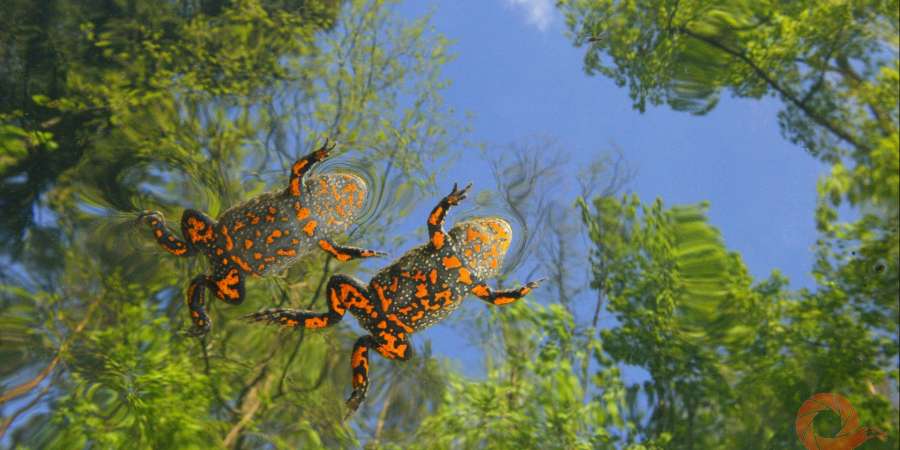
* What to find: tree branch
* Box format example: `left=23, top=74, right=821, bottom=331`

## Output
left=679, top=27, right=869, bottom=152
left=835, top=56, right=894, bottom=136
left=369, top=383, right=395, bottom=448
left=202, top=337, right=240, bottom=418
left=0, top=299, right=99, bottom=405
left=0, top=371, right=58, bottom=440
left=223, top=369, right=272, bottom=449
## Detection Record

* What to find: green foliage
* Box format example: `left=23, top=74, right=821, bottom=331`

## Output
left=0, top=0, right=337, bottom=250
left=578, top=194, right=898, bottom=449
left=558, top=0, right=897, bottom=138
left=558, top=3, right=900, bottom=445
left=558, top=0, right=899, bottom=283
left=38, top=296, right=220, bottom=449
left=1, top=0, right=457, bottom=447
left=415, top=301, right=668, bottom=450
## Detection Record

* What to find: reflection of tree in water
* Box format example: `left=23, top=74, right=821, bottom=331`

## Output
left=0, top=0, right=896, bottom=448
left=0, top=0, right=455, bottom=447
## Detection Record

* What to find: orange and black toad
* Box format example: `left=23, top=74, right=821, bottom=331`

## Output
left=137, top=140, right=385, bottom=336
left=246, top=182, right=543, bottom=418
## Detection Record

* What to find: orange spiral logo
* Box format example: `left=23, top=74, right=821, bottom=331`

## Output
left=795, top=392, right=885, bottom=450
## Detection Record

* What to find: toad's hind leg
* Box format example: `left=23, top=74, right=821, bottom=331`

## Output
left=345, top=335, right=375, bottom=418
left=344, top=331, right=411, bottom=419
left=180, top=209, right=218, bottom=251
left=244, top=274, right=371, bottom=329
left=186, top=275, right=213, bottom=335
left=185, top=267, right=245, bottom=336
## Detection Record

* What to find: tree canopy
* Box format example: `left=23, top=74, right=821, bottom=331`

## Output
left=0, top=0, right=897, bottom=448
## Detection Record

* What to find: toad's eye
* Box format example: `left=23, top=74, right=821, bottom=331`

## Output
left=448, top=217, right=512, bottom=279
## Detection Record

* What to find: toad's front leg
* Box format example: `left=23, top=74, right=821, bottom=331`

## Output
left=317, top=238, right=387, bottom=262
left=471, top=279, right=543, bottom=306
left=428, top=182, right=472, bottom=250
left=138, top=210, right=193, bottom=257
left=287, top=139, right=336, bottom=196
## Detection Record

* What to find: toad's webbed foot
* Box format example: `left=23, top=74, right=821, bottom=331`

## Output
left=136, top=209, right=163, bottom=225
left=344, top=389, right=367, bottom=421
left=183, top=323, right=211, bottom=338
left=445, top=182, right=472, bottom=206
left=523, top=278, right=545, bottom=291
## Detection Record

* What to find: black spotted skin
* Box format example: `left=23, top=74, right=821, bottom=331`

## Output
left=367, top=235, right=479, bottom=333
left=213, top=172, right=367, bottom=277
left=138, top=140, right=385, bottom=336
left=246, top=183, right=543, bottom=419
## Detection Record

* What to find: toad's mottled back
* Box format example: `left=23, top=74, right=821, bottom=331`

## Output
left=247, top=183, right=542, bottom=418
left=362, top=217, right=512, bottom=332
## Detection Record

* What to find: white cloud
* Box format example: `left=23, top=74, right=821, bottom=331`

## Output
left=504, top=0, right=555, bottom=31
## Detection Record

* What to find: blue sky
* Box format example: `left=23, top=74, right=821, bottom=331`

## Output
left=394, top=0, right=827, bottom=288
left=384, top=0, right=830, bottom=375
